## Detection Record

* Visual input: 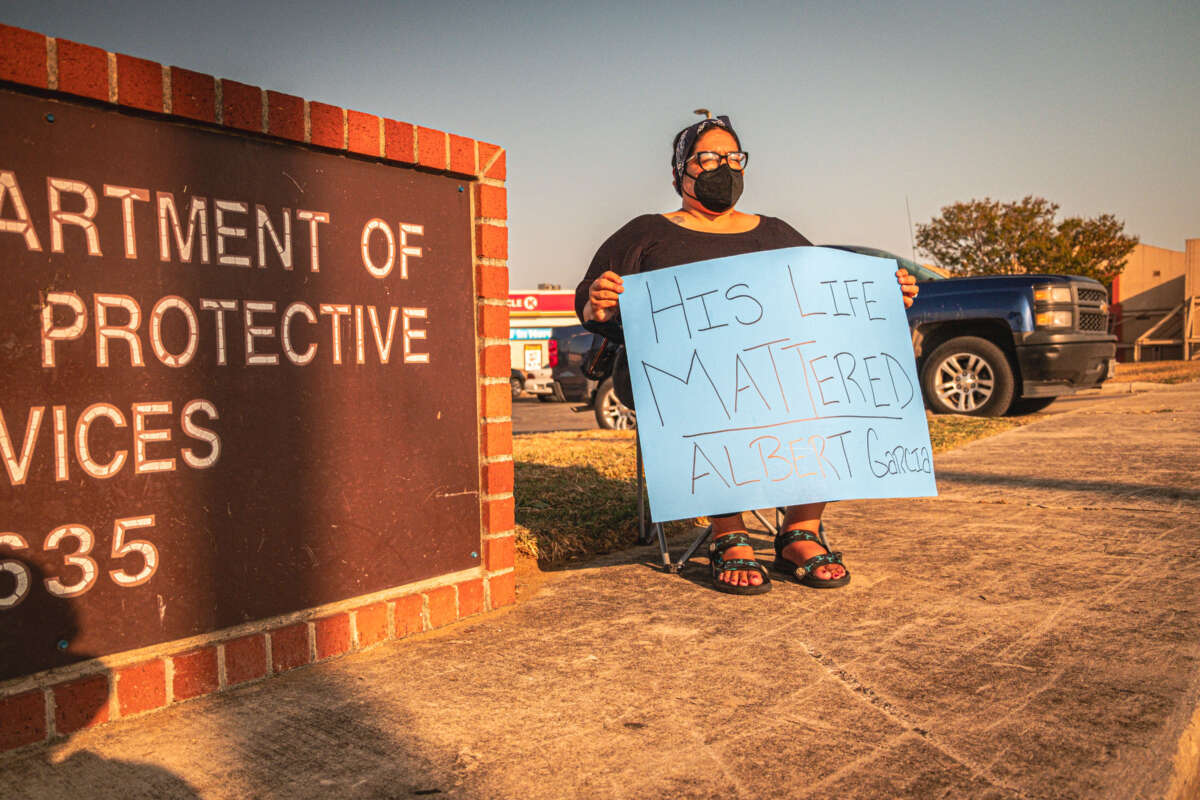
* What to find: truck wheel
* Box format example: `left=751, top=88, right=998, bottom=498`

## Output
left=593, top=378, right=637, bottom=430
left=921, top=336, right=1014, bottom=416
left=1007, top=396, right=1057, bottom=415
left=510, top=376, right=524, bottom=399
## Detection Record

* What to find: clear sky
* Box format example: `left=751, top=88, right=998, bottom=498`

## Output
left=4, top=0, right=1197, bottom=289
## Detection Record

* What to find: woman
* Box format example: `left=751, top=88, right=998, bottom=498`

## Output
left=575, top=113, right=918, bottom=595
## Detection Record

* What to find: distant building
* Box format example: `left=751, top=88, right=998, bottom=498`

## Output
left=1112, top=239, right=1200, bottom=361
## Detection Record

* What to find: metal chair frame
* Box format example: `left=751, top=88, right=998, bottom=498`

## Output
left=635, top=433, right=827, bottom=573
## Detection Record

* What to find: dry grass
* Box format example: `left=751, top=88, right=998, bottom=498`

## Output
left=1111, top=360, right=1200, bottom=385
left=513, top=414, right=1024, bottom=566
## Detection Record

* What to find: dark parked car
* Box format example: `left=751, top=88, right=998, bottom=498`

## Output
left=828, top=245, right=1117, bottom=416
left=547, top=324, right=636, bottom=429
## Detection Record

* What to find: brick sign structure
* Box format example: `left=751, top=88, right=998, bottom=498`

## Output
left=0, top=24, right=515, bottom=751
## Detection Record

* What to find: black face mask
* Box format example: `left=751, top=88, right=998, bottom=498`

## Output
left=690, top=164, right=744, bottom=212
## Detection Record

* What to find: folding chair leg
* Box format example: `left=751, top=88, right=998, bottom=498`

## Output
left=672, top=524, right=712, bottom=572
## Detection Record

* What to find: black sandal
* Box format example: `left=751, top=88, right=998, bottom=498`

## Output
left=708, top=532, right=772, bottom=595
left=773, top=528, right=850, bottom=589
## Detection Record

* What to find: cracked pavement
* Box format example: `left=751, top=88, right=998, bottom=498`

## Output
left=2, top=383, right=1199, bottom=799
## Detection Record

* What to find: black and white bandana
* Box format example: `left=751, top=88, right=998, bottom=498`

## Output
left=671, top=115, right=740, bottom=194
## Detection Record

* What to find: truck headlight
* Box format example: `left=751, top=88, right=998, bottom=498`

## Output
left=1034, top=286, right=1072, bottom=303
left=1035, top=310, right=1073, bottom=328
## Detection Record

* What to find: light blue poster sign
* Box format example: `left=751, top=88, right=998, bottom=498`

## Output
left=621, top=246, right=938, bottom=522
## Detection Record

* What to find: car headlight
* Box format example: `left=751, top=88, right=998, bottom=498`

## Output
left=1033, top=286, right=1072, bottom=303
left=1035, top=310, right=1073, bottom=328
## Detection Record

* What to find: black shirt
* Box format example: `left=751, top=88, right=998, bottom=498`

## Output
left=574, top=213, right=812, bottom=404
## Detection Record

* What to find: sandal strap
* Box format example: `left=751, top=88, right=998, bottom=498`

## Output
left=711, top=556, right=769, bottom=576
left=710, top=532, right=753, bottom=555
left=792, top=551, right=844, bottom=577
left=776, top=528, right=821, bottom=546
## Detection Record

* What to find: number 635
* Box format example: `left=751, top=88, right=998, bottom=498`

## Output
left=0, top=515, right=159, bottom=609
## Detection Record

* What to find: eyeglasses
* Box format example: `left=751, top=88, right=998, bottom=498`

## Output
left=686, top=150, right=750, bottom=173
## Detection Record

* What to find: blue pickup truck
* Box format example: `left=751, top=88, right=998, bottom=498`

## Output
left=831, top=245, right=1118, bottom=416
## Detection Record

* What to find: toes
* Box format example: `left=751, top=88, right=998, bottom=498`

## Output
left=748, top=571, right=762, bottom=586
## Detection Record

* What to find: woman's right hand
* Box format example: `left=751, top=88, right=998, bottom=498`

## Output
left=586, top=270, right=624, bottom=323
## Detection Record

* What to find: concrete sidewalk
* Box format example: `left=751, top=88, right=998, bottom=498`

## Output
left=3, top=384, right=1199, bottom=799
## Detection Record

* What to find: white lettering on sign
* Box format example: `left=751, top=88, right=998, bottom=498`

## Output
left=94, top=293, right=145, bottom=368
left=0, top=518, right=167, bottom=607
left=108, top=515, right=158, bottom=588
left=0, top=170, right=43, bottom=251
left=0, top=533, right=31, bottom=609
left=43, top=524, right=98, bottom=598
left=157, top=192, right=210, bottom=263
left=214, top=199, right=251, bottom=267
left=402, top=307, right=429, bottom=364
left=295, top=209, right=330, bottom=272
left=243, top=300, right=280, bottom=366
left=282, top=301, right=318, bottom=365
left=102, top=185, right=150, bottom=259
left=47, top=177, right=102, bottom=256
left=360, top=218, right=396, bottom=279
left=256, top=204, right=292, bottom=269
left=149, top=296, right=199, bottom=368
left=398, top=223, right=422, bottom=279
left=2, top=160, right=447, bottom=607
left=76, top=402, right=128, bottom=479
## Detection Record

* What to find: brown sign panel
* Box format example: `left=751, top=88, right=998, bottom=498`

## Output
left=0, top=88, right=480, bottom=680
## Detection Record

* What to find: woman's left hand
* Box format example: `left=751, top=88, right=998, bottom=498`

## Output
left=896, top=268, right=919, bottom=308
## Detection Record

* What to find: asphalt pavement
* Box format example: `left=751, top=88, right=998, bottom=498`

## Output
left=3, top=382, right=1198, bottom=799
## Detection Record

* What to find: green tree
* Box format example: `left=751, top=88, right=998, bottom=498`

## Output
left=915, top=196, right=1138, bottom=285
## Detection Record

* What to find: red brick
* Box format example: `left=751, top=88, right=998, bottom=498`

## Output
left=53, top=675, right=109, bottom=735
left=56, top=38, right=108, bottom=102
left=221, top=78, right=262, bottom=132
left=354, top=602, right=389, bottom=648
left=481, top=344, right=509, bottom=379
left=172, top=647, right=218, bottom=701
left=347, top=109, right=380, bottom=156
left=449, top=134, right=475, bottom=175
left=482, top=459, right=514, bottom=496
left=267, top=90, right=304, bottom=142
left=417, top=126, right=447, bottom=170
left=485, top=495, right=516, bottom=533
left=480, top=383, right=512, bottom=420
left=115, top=53, right=162, bottom=112
left=477, top=303, right=509, bottom=339
left=0, top=690, right=46, bottom=751
left=475, top=184, right=507, bottom=221
left=394, top=594, right=424, bottom=635
left=170, top=66, right=216, bottom=122
left=384, top=118, right=415, bottom=163
left=310, top=101, right=344, bottom=149
left=224, top=634, right=267, bottom=686
left=478, top=141, right=506, bottom=180
left=484, top=535, right=516, bottom=571
left=482, top=421, right=512, bottom=459
left=314, top=614, right=352, bottom=660
left=117, top=660, right=166, bottom=717
left=458, top=578, right=485, bottom=617
left=489, top=571, right=516, bottom=608
left=477, top=263, right=508, bottom=300
left=0, top=24, right=48, bottom=88
left=426, top=586, right=457, bottom=628
left=475, top=224, right=508, bottom=260
left=270, top=622, right=310, bottom=673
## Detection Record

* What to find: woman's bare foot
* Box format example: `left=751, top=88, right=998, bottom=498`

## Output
left=780, top=502, right=845, bottom=581
left=710, top=514, right=763, bottom=588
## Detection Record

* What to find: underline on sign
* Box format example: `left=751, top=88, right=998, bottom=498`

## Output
left=682, top=414, right=904, bottom=438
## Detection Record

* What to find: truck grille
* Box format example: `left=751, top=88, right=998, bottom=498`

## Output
left=1078, top=312, right=1107, bottom=331
left=1077, top=287, right=1107, bottom=304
